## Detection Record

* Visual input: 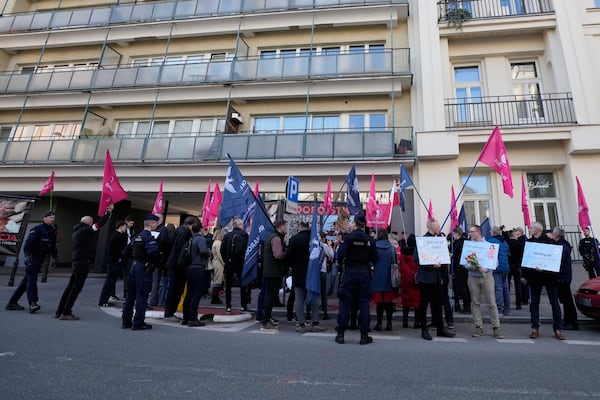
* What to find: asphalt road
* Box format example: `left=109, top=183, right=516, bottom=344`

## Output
left=2, top=274, right=600, bottom=400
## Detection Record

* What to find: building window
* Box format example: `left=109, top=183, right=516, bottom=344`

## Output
left=0, top=126, right=13, bottom=141
left=527, top=172, right=561, bottom=230
left=461, top=175, right=491, bottom=226
left=595, top=0, right=600, bottom=8
left=12, top=123, right=80, bottom=141
left=20, top=62, right=98, bottom=74
left=511, top=62, right=544, bottom=120
left=115, top=118, right=223, bottom=138
left=349, top=113, right=386, bottom=130
left=454, top=66, right=483, bottom=123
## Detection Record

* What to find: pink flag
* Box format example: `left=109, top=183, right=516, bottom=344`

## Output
left=39, top=170, right=55, bottom=196
left=577, top=176, right=592, bottom=231
left=450, top=185, right=459, bottom=230
left=521, top=174, right=531, bottom=229
left=478, top=126, right=514, bottom=198
left=202, top=180, right=212, bottom=227
left=428, top=198, right=435, bottom=221
left=254, top=181, right=260, bottom=199
left=207, top=181, right=222, bottom=227
left=99, top=150, right=127, bottom=216
left=324, top=177, right=333, bottom=214
left=152, top=180, right=164, bottom=214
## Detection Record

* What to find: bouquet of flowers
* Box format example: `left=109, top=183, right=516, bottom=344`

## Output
left=465, top=252, right=485, bottom=279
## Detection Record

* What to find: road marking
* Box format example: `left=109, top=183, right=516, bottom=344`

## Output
left=497, top=339, right=535, bottom=344
left=303, top=332, right=335, bottom=338
left=0, top=352, right=15, bottom=357
left=432, top=337, right=467, bottom=343
left=370, top=335, right=403, bottom=341
left=249, top=329, right=279, bottom=335
left=565, top=340, right=600, bottom=346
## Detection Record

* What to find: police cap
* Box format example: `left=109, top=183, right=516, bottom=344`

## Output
left=143, top=213, right=160, bottom=222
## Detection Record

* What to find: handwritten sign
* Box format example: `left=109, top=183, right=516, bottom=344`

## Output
left=416, top=236, right=450, bottom=265
left=521, top=242, right=562, bottom=272
left=459, top=240, right=499, bottom=271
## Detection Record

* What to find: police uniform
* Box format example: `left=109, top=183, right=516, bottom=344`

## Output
left=579, top=236, right=600, bottom=279
left=335, top=215, right=378, bottom=344
left=122, top=215, right=159, bottom=330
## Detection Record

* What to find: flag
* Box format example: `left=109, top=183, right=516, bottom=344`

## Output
left=152, top=180, right=164, bottom=215
left=254, top=181, right=260, bottom=198
left=345, top=166, right=361, bottom=215
left=201, top=180, right=212, bottom=227
left=399, top=164, right=414, bottom=212
left=39, top=171, right=55, bottom=196
left=450, top=185, right=459, bottom=231
left=521, top=174, right=531, bottom=229
left=577, top=176, right=592, bottom=231
left=207, top=181, right=222, bottom=227
left=427, top=198, right=435, bottom=221
left=306, top=202, right=323, bottom=305
left=388, top=181, right=400, bottom=226
left=324, top=177, right=333, bottom=215
left=478, top=126, right=514, bottom=198
left=481, top=218, right=491, bottom=240
left=366, top=174, right=390, bottom=229
left=219, top=156, right=255, bottom=224
left=241, top=198, right=273, bottom=287
left=99, top=150, right=127, bottom=216
left=458, top=204, right=468, bottom=232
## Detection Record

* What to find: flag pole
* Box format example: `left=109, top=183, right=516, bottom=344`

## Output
left=323, top=180, right=348, bottom=229
left=440, top=161, right=479, bottom=231
left=49, top=191, right=53, bottom=211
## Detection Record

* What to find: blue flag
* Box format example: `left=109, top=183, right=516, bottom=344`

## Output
left=306, top=203, right=323, bottom=305
left=399, top=164, right=414, bottom=212
left=458, top=204, right=468, bottom=233
left=481, top=218, right=492, bottom=241
left=345, top=166, right=361, bottom=215
left=241, top=196, right=273, bottom=287
left=219, top=156, right=255, bottom=225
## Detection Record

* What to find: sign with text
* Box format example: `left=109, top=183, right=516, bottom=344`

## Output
left=0, top=197, right=35, bottom=256
left=285, top=176, right=299, bottom=214
left=416, top=236, right=450, bottom=265
left=459, top=240, right=499, bottom=270
left=521, top=242, right=563, bottom=273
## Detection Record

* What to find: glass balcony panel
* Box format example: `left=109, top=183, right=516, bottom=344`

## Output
left=257, top=58, right=283, bottom=80
left=131, top=4, right=154, bottom=22
left=232, top=59, right=257, bottom=81
left=160, top=65, right=184, bottom=84
left=26, top=141, right=51, bottom=161
left=305, top=133, right=333, bottom=157
left=194, top=136, right=220, bottom=160
left=110, top=5, right=134, bottom=24
left=28, top=73, right=52, bottom=91
left=218, top=0, right=243, bottom=14
left=290, top=0, right=316, bottom=7
left=48, top=71, right=73, bottom=90
left=182, top=63, right=208, bottom=83
left=4, top=142, right=30, bottom=162
left=93, top=140, right=120, bottom=162
left=282, top=57, right=309, bottom=78
left=247, top=134, right=276, bottom=158
left=153, top=2, right=176, bottom=20
left=315, top=0, right=341, bottom=6
left=265, top=0, right=290, bottom=10
left=0, top=74, right=10, bottom=92
left=0, top=16, right=15, bottom=33
left=334, top=133, right=363, bottom=157
left=310, top=54, right=337, bottom=77
left=144, top=138, right=170, bottom=160
left=30, top=13, right=52, bottom=30
left=364, top=131, right=392, bottom=156
left=117, top=138, right=145, bottom=160
left=89, top=8, right=112, bottom=26
left=48, top=140, right=75, bottom=161
left=49, top=11, right=72, bottom=29
left=175, top=0, right=199, bottom=17
left=112, top=67, right=138, bottom=88
left=69, top=70, right=95, bottom=89
left=69, top=9, right=92, bottom=27
left=168, top=137, right=196, bottom=159
left=0, top=142, right=7, bottom=161
left=221, top=135, right=249, bottom=159
left=275, top=134, right=303, bottom=158
left=242, top=0, right=267, bottom=12
left=11, top=14, right=33, bottom=31
left=6, top=74, right=31, bottom=93
left=73, top=140, right=98, bottom=161
left=337, top=53, right=364, bottom=75
left=206, top=62, right=232, bottom=82
left=135, top=66, right=160, bottom=86
left=195, top=0, right=220, bottom=15
left=93, top=68, right=117, bottom=88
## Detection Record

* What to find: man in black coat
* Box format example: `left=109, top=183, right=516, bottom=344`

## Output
left=287, top=222, right=315, bottom=332
left=220, top=219, right=250, bottom=312
left=56, top=205, right=112, bottom=320
left=98, top=220, right=128, bottom=307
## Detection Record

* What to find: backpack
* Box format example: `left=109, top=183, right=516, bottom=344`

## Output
left=229, top=233, right=246, bottom=261
left=177, top=238, right=193, bottom=268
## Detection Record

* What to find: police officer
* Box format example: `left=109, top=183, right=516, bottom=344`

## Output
left=6, top=211, right=57, bottom=313
left=122, top=213, right=160, bottom=330
left=335, top=213, right=378, bottom=345
left=578, top=226, right=600, bottom=279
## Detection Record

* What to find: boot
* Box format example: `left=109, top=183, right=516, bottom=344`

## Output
left=421, top=328, right=432, bottom=341
left=211, top=287, right=223, bottom=305
left=335, top=332, right=345, bottom=344
left=359, top=332, right=373, bottom=345
left=373, top=323, right=382, bottom=331
left=402, top=308, right=409, bottom=328
left=385, top=321, right=392, bottom=331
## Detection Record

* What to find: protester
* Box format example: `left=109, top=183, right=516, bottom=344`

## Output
left=40, top=222, right=58, bottom=283
left=148, top=213, right=170, bottom=308
left=6, top=211, right=57, bottom=313
left=371, top=230, right=397, bottom=332
left=490, top=226, right=510, bottom=316
left=56, top=206, right=112, bottom=320
left=578, top=226, right=600, bottom=279
left=553, top=227, right=579, bottom=331
left=507, top=228, right=525, bottom=309
left=319, top=233, right=334, bottom=321
left=182, top=221, right=211, bottom=327
left=121, top=215, right=135, bottom=300
left=221, top=219, right=250, bottom=313
left=451, top=227, right=470, bottom=314
left=210, top=229, right=225, bottom=305
left=98, top=220, right=128, bottom=307
left=260, top=220, right=287, bottom=331
left=399, top=234, right=420, bottom=328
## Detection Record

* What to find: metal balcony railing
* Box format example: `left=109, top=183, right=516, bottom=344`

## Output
left=0, top=127, right=414, bottom=164
left=444, top=93, right=576, bottom=129
left=0, top=0, right=408, bottom=34
left=0, top=49, right=410, bottom=95
left=437, top=0, right=554, bottom=23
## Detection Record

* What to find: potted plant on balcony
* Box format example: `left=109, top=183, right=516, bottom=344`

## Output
left=446, top=7, right=472, bottom=30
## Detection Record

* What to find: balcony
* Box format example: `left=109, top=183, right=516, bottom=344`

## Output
left=0, top=0, right=408, bottom=34
left=0, top=49, right=411, bottom=95
left=437, top=0, right=554, bottom=23
left=0, top=127, right=413, bottom=164
left=444, top=93, right=576, bottom=129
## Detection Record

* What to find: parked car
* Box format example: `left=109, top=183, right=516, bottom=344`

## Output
left=575, top=277, right=600, bottom=320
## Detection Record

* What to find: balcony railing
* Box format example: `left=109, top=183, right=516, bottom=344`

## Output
left=0, top=128, right=413, bottom=164
left=0, top=0, right=408, bottom=34
left=0, top=49, right=410, bottom=95
left=437, top=0, right=554, bottom=23
left=444, top=93, right=576, bottom=129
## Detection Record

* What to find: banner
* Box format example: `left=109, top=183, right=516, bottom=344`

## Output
left=521, top=241, right=563, bottom=272
left=241, top=195, right=273, bottom=286
left=0, top=197, right=35, bottom=256
left=219, top=157, right=255, bottom=225
left=415, top=236, right=451, bottom=265
left=459, top=240, right=499, bottom=270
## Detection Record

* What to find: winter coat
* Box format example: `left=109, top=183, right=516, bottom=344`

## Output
left=400, top=247, right=420, bottom=308
left=371, top=240, right=396, bottom=292
left=71, top=213, right=109, bottom=262
left=489, top=235, right=510, bottom=273
left=287, top=229, right=311, bottom=289
left=557, top=238, right=573, bottom=283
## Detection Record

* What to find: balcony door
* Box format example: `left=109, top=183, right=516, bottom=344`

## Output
left=454, top=66, right=484, bottom=124
left=512, top=62, right=545, bottom=123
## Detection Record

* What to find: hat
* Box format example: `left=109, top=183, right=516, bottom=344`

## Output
left=354, top=213, right=366, bottom=224
left=143, top=213, right=160, bottom=222
left=43, top=211, right=56, bottom=218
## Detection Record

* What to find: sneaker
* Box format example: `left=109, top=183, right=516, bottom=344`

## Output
left=287, top=317, right=297, bottom=324
left=99, top=303, right=112, bottom=308
left=164, top=316, right=181, bottom=323
left=296, top=323, right=307, bottom=333
left=29, top=304, right=41, bottom=314
left=188, top=320, right=206, bottom=327
left=472, top=326, right=485, bottom=337
left=447, top=323, right=455, bottom=329
left=5, top=303, right=25, bottom=311
left=132, top=323, right=152, bottom=330
left=226, top=307, right=232, bottom=313
left=109, top=296, right=122, bottom=301
left=59, top=314, right=79, bottom=321
left=241, top=307, right=250, bottom=312
left=270, top=317, right=280, bottom=326
left=493, top=328, right=505, bottom=339
left=260, top=322, right=279, bottom=331
left=310, top=323, right=327, bottom=332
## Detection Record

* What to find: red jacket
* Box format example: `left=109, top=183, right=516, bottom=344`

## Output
left=399, top=250, right=420, bottom=308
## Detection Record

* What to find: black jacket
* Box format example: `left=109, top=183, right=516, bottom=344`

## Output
left=166, top=226, right=192, bottom=271
left=287, top=229, right=311, bottom=289
left=221, top=228, right=249, bottom=272
left=71, top=213, right=109, bottom=262
left=105, top=230, right=128, bottom=264
left=23, top=222, right=57, bottom=263
left=523, top=234, right=558, bottom=287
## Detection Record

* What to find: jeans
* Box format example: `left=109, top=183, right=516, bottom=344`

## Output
left=337, top=268, right=371, bottom=334
left=557, top=281, right=578, bottom=327
left=529, top=282, right=562, bottom=331
left=261, top=277, right=280, bottom=325
left=294, top=287, right=320, bottom=325
left=493, top=271, right=510, bottom=314
left=99, top=262, right=122, bottom=305
left=327, top=263, right=339, bottom=296
left=122, top=262, right=153, bottom=328
left=148, top=267, right=164, bottom=306
left=467, top=273, right=500, bottom=329
left=182, top=267, right=211, bottom=322
left=157, top=273, right=169, bottom=307
left=9, top=258, right=43, bottom=305
left=56, top=260, right=90, bottom=316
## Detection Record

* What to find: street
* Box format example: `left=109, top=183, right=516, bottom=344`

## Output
left=2, top=274, right=600, bottom=400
